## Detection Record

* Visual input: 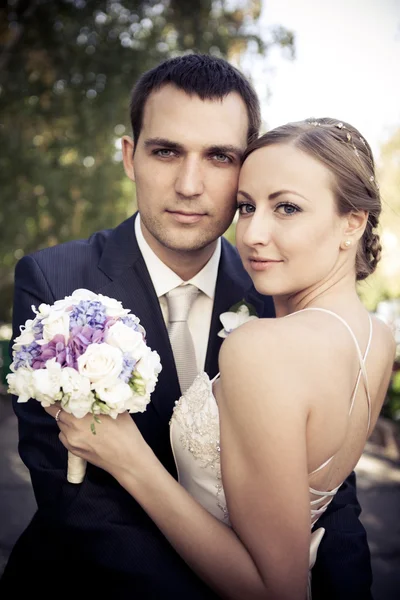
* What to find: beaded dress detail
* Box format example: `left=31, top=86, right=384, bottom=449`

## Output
left=170, top=372, right=229, bottom=524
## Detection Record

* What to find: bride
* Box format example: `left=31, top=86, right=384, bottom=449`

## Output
left=46, top=118, right=396, bottom=600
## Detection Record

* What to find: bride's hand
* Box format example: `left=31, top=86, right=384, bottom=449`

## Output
left=44, top=404, right=152, bottom=478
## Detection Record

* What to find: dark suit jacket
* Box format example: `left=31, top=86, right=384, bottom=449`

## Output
left=0, top=214, right=372, bottom=599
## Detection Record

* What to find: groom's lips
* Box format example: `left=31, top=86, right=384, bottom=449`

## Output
left=167, top=210, right=206, bottom=224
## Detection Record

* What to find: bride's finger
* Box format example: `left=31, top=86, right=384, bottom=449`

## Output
left=44, top=404, right=61, bottom=419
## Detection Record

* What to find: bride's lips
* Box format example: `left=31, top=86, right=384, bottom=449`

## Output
left=167, top=210, right=206, bottom=224
left=248, top=258, right=283, bottom=271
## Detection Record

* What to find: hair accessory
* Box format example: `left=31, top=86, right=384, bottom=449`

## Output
left=308, top=119, right=380, bottom=193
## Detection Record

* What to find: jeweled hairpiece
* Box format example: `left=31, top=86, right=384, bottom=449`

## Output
left=309, top=120, right=379, bottom=191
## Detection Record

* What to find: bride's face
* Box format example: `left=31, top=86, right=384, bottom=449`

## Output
left=235, top=143, right=348, bottom=297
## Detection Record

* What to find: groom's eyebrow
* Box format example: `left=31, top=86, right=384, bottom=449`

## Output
left=144, top=138, right=243, bottom=159
left=144, top=138, right=184, bottom=151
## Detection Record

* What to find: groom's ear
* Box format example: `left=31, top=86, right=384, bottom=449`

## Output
left=122, top=136, right=136, bottom=182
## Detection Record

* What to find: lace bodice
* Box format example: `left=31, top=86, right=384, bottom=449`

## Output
left=170, top=372, right=229, bottom=524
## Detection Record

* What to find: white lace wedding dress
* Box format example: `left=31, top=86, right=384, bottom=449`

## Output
left=170, top=308, right=372, bottom=599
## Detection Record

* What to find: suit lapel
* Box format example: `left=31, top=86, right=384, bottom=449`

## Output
left=95, top=215, right=180, bottom=423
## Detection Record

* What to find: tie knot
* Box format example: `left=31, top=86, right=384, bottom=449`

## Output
left=166, top=284, right=199, bottom=323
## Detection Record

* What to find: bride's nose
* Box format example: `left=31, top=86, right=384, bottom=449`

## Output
left=239, top=213, right=273, bottom=247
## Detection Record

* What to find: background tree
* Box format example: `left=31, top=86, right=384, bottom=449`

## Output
left=0, top=0, right=294, bottom=322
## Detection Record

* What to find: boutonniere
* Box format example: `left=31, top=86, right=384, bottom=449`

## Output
left=218, top=299, right=259, bottom=338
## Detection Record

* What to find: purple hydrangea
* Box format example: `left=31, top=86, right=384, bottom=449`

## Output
left=32, top=325, right=106, bottom=370
left=32, top=319, right=44, bottom=340
left=68, top=325, right=105, bottom=367
left=120, top=315, right=141, bottom=332
left=14, top=342, right=41, bottom=369
left=119, top=353, right=137, bottom=383
left=31, top=334, right=74, bottom=370
left=69, top=300, right=107, bottom=330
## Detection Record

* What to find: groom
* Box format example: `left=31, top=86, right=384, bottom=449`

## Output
left=1, top=54, right=372, bottom=599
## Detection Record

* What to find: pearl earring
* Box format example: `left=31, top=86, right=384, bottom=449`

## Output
left=344, top=240, right=351, bottom=248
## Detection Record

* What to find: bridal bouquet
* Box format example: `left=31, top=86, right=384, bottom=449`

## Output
left=7, top=289, right=162, bottom=484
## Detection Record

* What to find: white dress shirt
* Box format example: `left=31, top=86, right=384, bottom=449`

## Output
left=135, top=214, right=221, bottom=372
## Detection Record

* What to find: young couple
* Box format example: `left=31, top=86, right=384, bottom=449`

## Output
left=1, top=54, right=395, bottom=599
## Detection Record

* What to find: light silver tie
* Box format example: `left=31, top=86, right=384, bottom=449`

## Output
left=166, top=284, right=199, bottom=394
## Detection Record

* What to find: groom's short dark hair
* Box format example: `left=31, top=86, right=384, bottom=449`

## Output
left=130, top=53, right=261, bottom=145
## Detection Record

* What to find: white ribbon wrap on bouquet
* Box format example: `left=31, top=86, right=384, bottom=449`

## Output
left=67, top=452, right=87, bottom=484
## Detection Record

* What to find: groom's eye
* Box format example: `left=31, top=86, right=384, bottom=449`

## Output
left=211, top=153, right=232, bottom=163
left=153, top=149, right=176, bottom=158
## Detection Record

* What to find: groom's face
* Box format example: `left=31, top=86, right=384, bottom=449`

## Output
left=123, top=84, right=249, bottom=266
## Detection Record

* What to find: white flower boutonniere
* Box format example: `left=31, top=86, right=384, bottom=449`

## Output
left=218, top=299, right=259, bottom=338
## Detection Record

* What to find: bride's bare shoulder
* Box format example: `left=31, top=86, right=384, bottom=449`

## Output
left=370, top=314, right=397, bottom=365
left=218, top=313, right=326, bottom=370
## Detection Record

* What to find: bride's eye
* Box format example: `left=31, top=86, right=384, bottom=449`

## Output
left=237, top=202, right=255, bottom=216
left=275, top=202, right=301, bottom=216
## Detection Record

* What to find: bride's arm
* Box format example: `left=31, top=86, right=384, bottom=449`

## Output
left=46, top=320, right=312, bottom=600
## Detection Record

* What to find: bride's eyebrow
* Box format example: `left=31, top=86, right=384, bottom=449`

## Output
left=268, top=190, right=309, bottom=202
left=237, top=190, right=254, bottom=201
left=237, top=189, right=310, bottom=202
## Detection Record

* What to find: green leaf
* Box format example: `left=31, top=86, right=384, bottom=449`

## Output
left=228, top=299, right=259, bottom=317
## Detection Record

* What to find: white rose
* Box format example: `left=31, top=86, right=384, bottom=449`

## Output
left=60, top=367, right=93, bottom=418
left=40, top=310, right=70, bottom=344
left=52, top=296, right=76, bottom=311
left=13, top=321, right=35, bottom=349
left=135, top=347, right=162, bottom=383
left=70, top=289, right=98, bottom=302
left=31, top=358, right=63, bottom=406
left=133, top=348, right=162, bottom=397
left=51, top=289, right=97, bottom=313
left=97, top=294, right=130, bottom=318
left=94, top=381, right=134, bottom=417
left=7, top=368, right=35, bottom=403
left=77, top=343, right=123, bottom=387
left=125, top=390, right=151, bottom=413
left=105, top=321, right=145, bottom=357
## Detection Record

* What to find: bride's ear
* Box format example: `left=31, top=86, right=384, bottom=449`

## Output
left=342, top=210, right=368, bottom=244
left=122, top=136, right=136, bottom=182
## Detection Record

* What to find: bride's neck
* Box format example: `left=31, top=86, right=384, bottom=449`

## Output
left=273, top=271, right=362, bottom=318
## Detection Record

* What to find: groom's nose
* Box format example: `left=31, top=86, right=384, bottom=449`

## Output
left=175, top=155, right=204, bottom=198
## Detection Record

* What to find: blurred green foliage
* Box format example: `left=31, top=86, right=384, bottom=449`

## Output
left=382, top=365, right=400, bottom=431
left=0, top=0, right=294, bottom=322
left=358, top=126, right=400, bottom=311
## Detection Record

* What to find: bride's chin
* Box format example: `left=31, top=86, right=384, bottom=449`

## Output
left=252, top=279, right=291, bottom=297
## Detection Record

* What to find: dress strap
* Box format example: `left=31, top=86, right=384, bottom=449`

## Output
left=287, top=307, right=372, bottom=433
left=300, top=308, right=372, bottom=432
left=210, top=372, right=221, bottom=384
